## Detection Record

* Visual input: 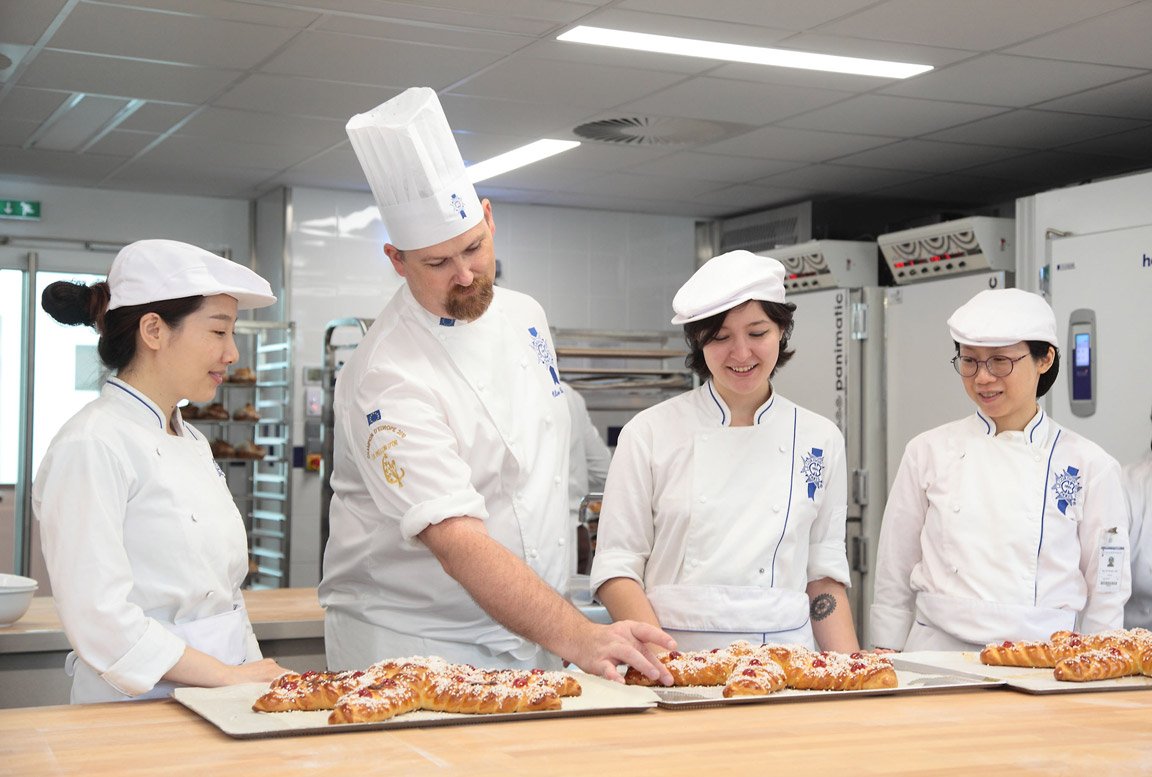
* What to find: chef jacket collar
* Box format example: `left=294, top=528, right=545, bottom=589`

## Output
left=105, top=377, right=188, bottom=436
left=400, top=283, right=481, bottom=332
left=974, top=406, right=1049, bottom=448
left=703, top=380, right=776, bottom=427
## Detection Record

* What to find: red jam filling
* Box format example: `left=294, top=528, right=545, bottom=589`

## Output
left=813, top=658, right=827, bottom=668
left=668, top=651, right=682, bottom=660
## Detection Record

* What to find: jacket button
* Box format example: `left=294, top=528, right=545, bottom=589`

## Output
left=778, top=445, right=787, bottom=453
left=772, top=505, right=781, bottom=512
left=952, top=504, right=961, bottom=512
left=557, top=537, right=565, bottom=546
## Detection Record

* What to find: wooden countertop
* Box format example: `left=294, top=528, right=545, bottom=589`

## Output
left=4, top=686, right=1152, bottom=775
left=0, top=588, right=324, bottom=654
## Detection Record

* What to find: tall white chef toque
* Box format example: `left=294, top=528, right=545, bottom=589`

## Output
left=346, top=87, right=483, bottom=251
left=947, top=288, right=1059, bottom=347
left=671, top=250, right=787, bottom=325
left=107, top=239, right=276, bottom=311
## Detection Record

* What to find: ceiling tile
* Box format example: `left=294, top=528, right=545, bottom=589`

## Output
left=618, top=77, right=855, bottom=125
left=20, top=50, right=241, bottom=103
left=700, top=126, right=899, bottom=162
left=117, top=102, right=197, bottom=133
left=520, top=38, right=719, bottom=76
left=881, top=54, right=1144, bottom=107
left=1, top=0, right=70, bottom=45
left=626, top=151, right=805, bottom=182
left=1035, top=75, right=1152, bottom=121
left=48, top=4, right=301, bottom=70
left=452, top=56, right=686, bottom=106
left=217, top=75, right=399, bottom=121
left=688, top=182, right=817, bottom=211
left=84, top=129, right=160, bottom=158
left=0, top=145, right=126, bottom=182
left=618, top=0, right=885, bottom=31
left=962, top=150, right=1144, bottom=185
left=138, top=134, right=321, bottom=171
left=104, top=159, right=274, bottom=198
left=0, top=86, right=71, bottom=123
left=316, top=15, right=532, bottom=54
left=440, top=93, right=594, bottom=138
left=260, top=32, right=507, bottom=90
left=1004, top=3, right=1152, bottom=68
left=757, top=163, right=927, bottom=193
left=776, top=95, right=1007, bottom=137
left=111, top=0, right=321, bottom=28
left=177, top=106, right=346, bottom=149
left=833, top=139, right=1025, bottom=173
left=578, top=7, right=795, bottom=46
left=562, top=171, right=729, bottom=199
left=818, top=0, right=1136, bottom=51
left=265, top=0, right=576, bottom=36
left=0, top=118, right=38, bottom=147
left=925, top=109, right=1146, bottom=149
left=1050, top=126, right=1152, bottom=162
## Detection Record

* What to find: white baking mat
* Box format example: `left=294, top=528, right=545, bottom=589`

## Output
left=897, top=650, right=1152, bottom=695
left=174, top=673, right=657, bottom=739
left=651, top=659, right=1002, bottom=710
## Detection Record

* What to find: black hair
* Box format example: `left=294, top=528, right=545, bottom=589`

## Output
left=683, top=299, right=797, bottom=382
left=41, top=280, right=204, bottom=372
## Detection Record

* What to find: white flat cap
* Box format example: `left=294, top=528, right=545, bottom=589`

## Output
left=346, top=87, right=483, bottom=251
left=671, top=250, right=787, bottom=325
left=947, top=288, right=1058, bottom=347
left=108, top=239, right=276, bottom=311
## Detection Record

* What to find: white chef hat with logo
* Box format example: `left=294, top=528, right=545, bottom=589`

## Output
left=108, top=239, right=276, bottom=311
left=346, top=87, right=483, bottom=251
left=947, top=288, right=1058, bottom=347
left=671, top=250, right=787, bottom=325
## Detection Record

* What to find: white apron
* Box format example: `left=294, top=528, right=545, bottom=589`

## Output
left=647, top=427, right=819, bottom=650
left=67, top=430, right=253, bottom=703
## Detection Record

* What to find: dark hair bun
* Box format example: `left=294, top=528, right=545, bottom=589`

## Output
left=42, top=280, right=110, bottom=328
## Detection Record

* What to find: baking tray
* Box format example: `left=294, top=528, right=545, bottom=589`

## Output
left=174, top=673, right=658, bottom=739
left=650, top=659, right=1003, bottom=710
left=897, top=650, right=1152, bottom=695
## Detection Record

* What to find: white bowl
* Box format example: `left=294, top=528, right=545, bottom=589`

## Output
left=0, top=574, right=38, bottom=627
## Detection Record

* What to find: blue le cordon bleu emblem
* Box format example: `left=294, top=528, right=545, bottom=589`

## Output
left=450, top=193, right=467, bottom=220
left=1052, top=465, right=1083, bottom=515
left=802, top=448, right=825, bottom=501
left=528, top=327, right=562, bottom=395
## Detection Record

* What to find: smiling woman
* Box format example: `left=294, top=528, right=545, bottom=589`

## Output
left=31, top=240, right=291, bottom=704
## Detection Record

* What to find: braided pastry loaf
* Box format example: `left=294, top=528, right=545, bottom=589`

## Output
left=624, top=641, right=897, bottom=697
left=252, top=656, right=582, bottom=724
left=980, top=628, right=1152, bottom=683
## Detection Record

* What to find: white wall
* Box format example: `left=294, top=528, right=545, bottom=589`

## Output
left=283, top=186, right=698, bottom=586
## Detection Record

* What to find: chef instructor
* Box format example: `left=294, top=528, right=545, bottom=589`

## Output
left=34, top=239, right=287, bottom=703
left=319, top=87, right=674, bottom=683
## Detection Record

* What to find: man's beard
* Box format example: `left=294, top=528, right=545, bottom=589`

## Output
left=445, top=274, right=494, bottom=320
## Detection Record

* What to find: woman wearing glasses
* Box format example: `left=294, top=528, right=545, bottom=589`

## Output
left=870, top=289, right=1130, bottom=651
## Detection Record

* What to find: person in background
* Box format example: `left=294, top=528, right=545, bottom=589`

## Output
left=871, top=289, right=1130, bottom=651
left=561, top=381, right=612, bottom=575
left=591, top=250, right=859, bottom=653
left=319, top=87, right=673, bottom=684
left=34, top=239, right=287, bottom=703
left=1123, top=405, right=1152, bottom=629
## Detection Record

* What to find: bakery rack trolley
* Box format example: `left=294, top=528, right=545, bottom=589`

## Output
left=320, top=318, right=373, bottom=556
left=218, top=320, right=295, bottom=589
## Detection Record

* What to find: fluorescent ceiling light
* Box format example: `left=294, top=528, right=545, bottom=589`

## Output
left=558, top=25, right=933, bottom=79
left=466, top=139, right=580, bottom=183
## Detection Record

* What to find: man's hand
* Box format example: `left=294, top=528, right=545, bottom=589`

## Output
left=568, top=620, right=676, bottom=685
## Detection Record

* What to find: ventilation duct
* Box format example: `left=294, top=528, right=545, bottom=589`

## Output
left=878, top=216, right=1014, bottom=285
left=762, top=240, right=878, bottom=293
left=719, top=201, right=812, bottom=254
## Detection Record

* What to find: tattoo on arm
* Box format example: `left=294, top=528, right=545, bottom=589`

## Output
left=811, top=593, right=836, bottom=622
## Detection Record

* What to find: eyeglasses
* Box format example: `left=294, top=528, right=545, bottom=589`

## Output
left=951, top=353, right=1030, bottom=378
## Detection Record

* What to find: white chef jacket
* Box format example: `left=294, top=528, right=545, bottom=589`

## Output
left=1123, top=451, right=1152, bottom=629
left=563, top=382, right=611, bottom=568
left=33, top=378, right=262, bottom=703
left=871, top=409, right=1130, bottom=651
left=590, top=382, right=850, bottom=650
left=319, top=284, right=571, bottom=670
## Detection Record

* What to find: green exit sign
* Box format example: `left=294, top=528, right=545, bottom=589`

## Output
left=0, top=199, right=41, bottom=220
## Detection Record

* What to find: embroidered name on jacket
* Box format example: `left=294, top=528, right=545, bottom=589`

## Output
left=528, top=326, right=563, bottom=397
left=1052, top=465, right=1082, bottom=515
left=802, top=448, right=825, bottom=500
left=366, top=421, right=408, bottom=488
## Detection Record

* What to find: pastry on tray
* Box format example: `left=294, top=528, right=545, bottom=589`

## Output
left=201, top=402, right=230, bottom=421
left=623, top=641, right=896, bottom=696
left=181, top=404, right=201, bottom=419
left=234, top=440, right=267, bottom=460
left=232, top=402, right=260, bottom=421
left=252, top=656, right=582, bottom=725
left=981, top=627, right=1152, bottom=683
left=228, top=366, right=257, bottom=383
left=210, top=438, right=236, bottom=459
